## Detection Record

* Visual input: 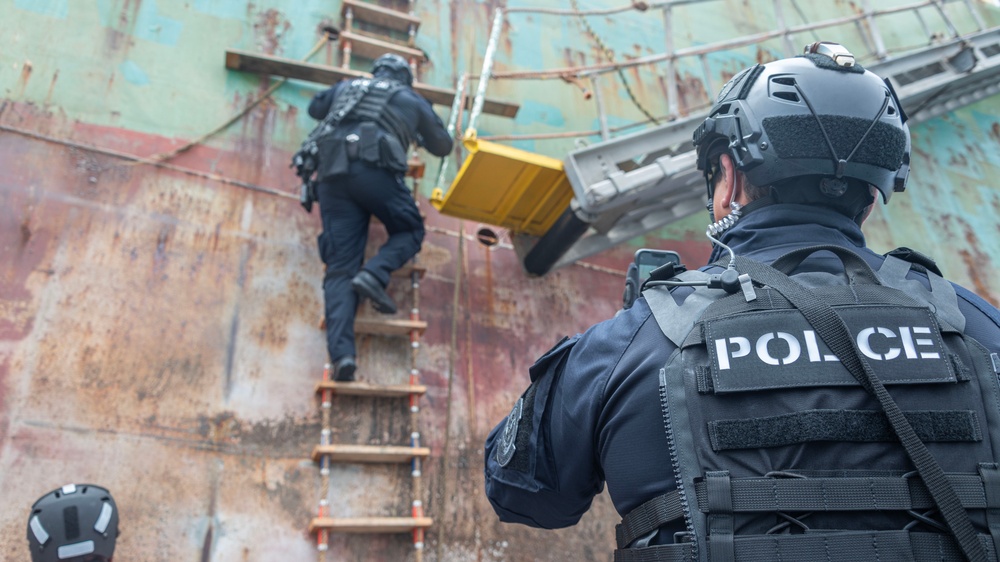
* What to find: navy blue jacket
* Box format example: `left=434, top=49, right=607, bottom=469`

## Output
left=484, top=204, right=1000, bottom=538
left=308, top=78, right=453, bottom=158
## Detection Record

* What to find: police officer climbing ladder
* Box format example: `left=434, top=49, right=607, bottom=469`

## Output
left=293, top=72, right=411, bottom=213
left=300, top=53, right=452, bottom=382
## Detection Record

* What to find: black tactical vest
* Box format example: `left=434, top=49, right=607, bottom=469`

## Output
left=616, top=246, right=1000, bottom=562
left=333, top=78, right=411, bottom=146
left=314, top=77, right=412, bottom=178
left=337, top=77, right=409, bottom=170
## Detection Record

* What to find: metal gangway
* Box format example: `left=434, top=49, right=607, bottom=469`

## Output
left=430, top=0, right=1000, bottom=275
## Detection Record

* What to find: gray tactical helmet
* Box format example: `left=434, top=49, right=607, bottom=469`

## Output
left=693, top=42, right=910, bottom=204
left=372, top=53, right=414, bottom=86
left=27, top=484, right=119, bottom=562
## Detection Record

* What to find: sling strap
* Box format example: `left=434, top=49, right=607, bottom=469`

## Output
left=617, top=470, right=1000, bottom=549
left=614, top=530, right=999, bottom=562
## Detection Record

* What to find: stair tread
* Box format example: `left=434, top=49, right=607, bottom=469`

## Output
left=310, top=516, right=433, bottom=533
left=312, top=444, right=430, bottom=463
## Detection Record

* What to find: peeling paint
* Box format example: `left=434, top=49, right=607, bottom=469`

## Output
left=252, top=8, right=292, bottom=57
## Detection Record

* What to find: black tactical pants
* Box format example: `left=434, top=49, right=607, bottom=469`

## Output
left=317, top=161, right=424, bottom=362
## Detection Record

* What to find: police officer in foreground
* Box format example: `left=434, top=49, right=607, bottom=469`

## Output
left=302, top=53, right=452, bottom=381
left=485, top=42, right=1000, bottom=561
left=27, top=484, right=119, bottom=562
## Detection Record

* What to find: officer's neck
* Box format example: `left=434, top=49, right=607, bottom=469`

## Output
left=707, top=203, right=867, bottom=265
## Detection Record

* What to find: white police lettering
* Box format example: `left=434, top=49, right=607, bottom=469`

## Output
left=756, top=332, right=801, bottom=366
left=714, top=326, right=939, bottom=370
left=804, top=329, right=839, bottom=362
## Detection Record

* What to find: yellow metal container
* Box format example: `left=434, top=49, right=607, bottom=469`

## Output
left=430, top=131, right=573, bottom=237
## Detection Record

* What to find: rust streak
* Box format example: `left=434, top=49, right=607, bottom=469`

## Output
left=44, top=70, right=59, bottom=106
left=19, top=216, right=32, bottom=249
left=199, top=525, right=214, bottom=562
left=253, top=8, right=291, bottom=57
left=17, top=61, right=33, bottom=97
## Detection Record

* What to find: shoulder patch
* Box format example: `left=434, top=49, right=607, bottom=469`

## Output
left=495, top=398, right=524, bottom=467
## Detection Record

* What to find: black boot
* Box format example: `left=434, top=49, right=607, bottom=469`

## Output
left=351, top=270, right=397, bottom=314
left=333, top=355, right=357, bottom=382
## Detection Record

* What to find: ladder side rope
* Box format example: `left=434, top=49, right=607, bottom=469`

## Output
left=316, top=363, right=334, bottom=560
left=409, top=170, right=426, bottom=562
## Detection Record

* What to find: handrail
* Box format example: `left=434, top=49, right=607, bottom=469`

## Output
left=448, top=0, right=994, bottom=146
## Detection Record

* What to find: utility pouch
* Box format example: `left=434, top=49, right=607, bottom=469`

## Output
left=345, top=134, right=360, bottom=160
left=379, top=134, right=409, bottom=174
left=315, top=135, right=350, bottom=180
left=358, top=122, right=381, bottom=165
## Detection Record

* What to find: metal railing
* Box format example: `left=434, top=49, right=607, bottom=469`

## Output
left=456, top=0, right=993, bottom=144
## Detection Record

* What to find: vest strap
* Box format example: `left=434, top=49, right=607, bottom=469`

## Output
left=878, top=255, right=965, bottom=331
left=616, top=490, right=684, bottom=549
left=614, top=530, right=999, bottom=562
left=618, top=472, right=995, bottom=551
left=708, top=408, right=981, bottom=451
left=980, top=463, right=1000, bottom=557
left=614, top=541, right=694, bottom=562
left=644, top=271, right=718, bottom=347
left=706, top=471, right=735, bottom=562
left=692, top=472, right=991, bottom=513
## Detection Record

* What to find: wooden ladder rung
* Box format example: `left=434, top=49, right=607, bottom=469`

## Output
left=315, top=380, right=427, bottom=397
left=310, top=516, right=433, bottom=534
left=355, top=317, right=427, bottom=336
left=312, top=444, right=430, bottom=463
left=340, top=31, right=426, bottom=63
left=341, top=0, right=421, bottom=33
left=406, top=158, right=426, bottom=179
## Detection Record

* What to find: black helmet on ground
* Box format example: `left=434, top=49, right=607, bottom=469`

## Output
left=372, top=53, right=414, bottom=86
left=27, top=484, right=119, bottom=562
left=693, top=41, right=910, bottom=209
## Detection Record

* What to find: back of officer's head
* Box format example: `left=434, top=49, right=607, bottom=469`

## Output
left=27, top=484, right=119, bottom=562
left=693, top=41, right=911, bottom=223
left=371, top=53, right=414, bottom=86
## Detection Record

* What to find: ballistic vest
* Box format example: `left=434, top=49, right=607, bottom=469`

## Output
left=616, top=245, right=1000, bottom=562
left=330, top=77, right=412, bottom=153
left=312, top=78, right=412, bottom=178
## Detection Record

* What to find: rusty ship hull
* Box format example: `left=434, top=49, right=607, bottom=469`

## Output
left=2, top=1, right=1000, bottom=560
